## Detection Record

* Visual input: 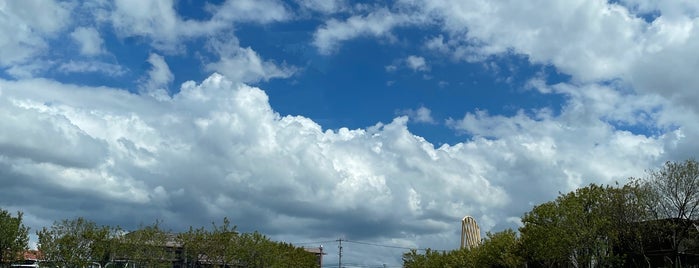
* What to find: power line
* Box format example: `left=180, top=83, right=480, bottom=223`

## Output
left=343, top=239, right=448, bottom=252
left=291, top=240, right=337, bottom=245
left=292, top=238, right=449, bottom=252
left=294, top=238, right=451, bottom=268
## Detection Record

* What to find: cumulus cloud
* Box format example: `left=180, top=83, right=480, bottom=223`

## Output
left=0, top=0, right=71, bottom=67
left=0, top=74, right=511, bottom=242
left=405, top=55, right=429, bottom=72
left=107, top=0, right=289, bottom=51
left=314, top=0, right=699, bottom=114
left=205, top=36, right=296, bottom=84
left=108, top=0, right=213, bottom=49
left=295, top=0, right=347, bottom=14
left=70, top=27, right=105, bottom=56
left=58, top=61, right=127, bottom=77
left=211, top=0, right=290, bottom=23
left=313, top=8, right=421, bottom=54
left=399, top=106, right=436, bottom=124
left=2, top=72, right=691, bottom=263
left=316, top=0, right=699, bottom=117
left=404, top=0, right=699, bottom=112
left=5, top=62, right=54, bottom=79
left=140, top=53, right=174, bottom=100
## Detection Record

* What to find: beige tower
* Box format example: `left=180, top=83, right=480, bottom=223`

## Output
left=460, top=216, right=481, bottom=249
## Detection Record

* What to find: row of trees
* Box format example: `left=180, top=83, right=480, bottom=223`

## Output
left=403, top=159, right=699, bottom=268
left=0, top=214, right=318, bottom=267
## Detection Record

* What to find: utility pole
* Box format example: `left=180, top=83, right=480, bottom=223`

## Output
left=337, top=238, right=343, bottom=268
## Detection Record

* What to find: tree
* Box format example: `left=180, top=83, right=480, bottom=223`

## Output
left=178, top=218, right=238, bottom=267
left=519, top=184, right=635, bottom=267
left=177, top=225, right=208, bottom=266
left=402, top=230, right=522, bottom=268
left=115, top=221, right=173, bottom=267
left=37, top=217, right=112, bottom=267
left=473, top=229, right=524, bottom=267
left=606, top=181, right=652, bottom=266
left=207, top=217, right=239, bottom=267
left=402, top=248, right=453, bottom=268
left=637, top=159, right=699, bottom=267
left=178, top=218, right=318, bottom=267
left=643, top=159, right=699, bottom=221
left=0, top=209, right=29, bottom=265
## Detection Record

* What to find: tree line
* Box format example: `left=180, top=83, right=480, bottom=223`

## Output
left=0, top=214, right=318, bottom=267
left=403, top=159, right=699, bottom=268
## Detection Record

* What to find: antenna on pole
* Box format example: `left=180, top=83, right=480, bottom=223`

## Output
left=337, top=238, right=343, bottom=268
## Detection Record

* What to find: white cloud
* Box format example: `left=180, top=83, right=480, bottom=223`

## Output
left=401, top=0, right=699, bottom=112
left=2, top=73, right=691, bottom=262
left=0, top=0, right=71, bottom=67
left=58, top=61, right=126, bottom=77
left=107, top=0, right=289, bottom=51
left=411, top=0, right=645, bottom=81
left=5, top=61, right=54, bottom=79
left=399, top=106, right=436, bottom=124
left=406, top=55, right=429, bottom=72
left=205, top=37, right=296, bottom=84
left=212, top=0, right=290, bottom=23
left=103, top=0, right=294, bottom=83
left=140, top=53, right=173, bottom=100
left=70, top=27, right=105, bottom=56
left=313, top=8, right=420, bottom=54
left=108, top=0, right=203, bottom=49
left=295, top=0, right=346, bottom=14
left=444, top=81, right=686, bottom=222
left=0, top=73, right=511, bottom=255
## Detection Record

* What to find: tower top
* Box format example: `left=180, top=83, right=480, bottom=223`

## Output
left=460, top=216, right=481, bottom=249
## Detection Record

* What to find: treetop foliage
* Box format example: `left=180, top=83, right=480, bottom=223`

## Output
left=0, top=209, right=29, bottom=265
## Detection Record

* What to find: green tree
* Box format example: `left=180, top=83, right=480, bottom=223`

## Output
left=179, top=218, right=317, bottom=267
left=37, top=217, right=112, bottom=267
left=519, top=184, right=634, bottom=267
left=177, top=225, right=208, bottom=266
left=402, top=230, right=523, bottom=268
left=519, top=200, right=571, bottom=267
left=473, top=229, right=524, bottom=267
left=116, top=221, right=173, bottom=268
left=209, top=217, right=239, bottom=267
left=402, top=248, right=453, bottom=268
left=0, top=209, right=29, bottom=265
left=265, top=241, right=318, bottom=268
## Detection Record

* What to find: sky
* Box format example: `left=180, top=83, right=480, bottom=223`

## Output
left=1, top=0, right=699, bottom=266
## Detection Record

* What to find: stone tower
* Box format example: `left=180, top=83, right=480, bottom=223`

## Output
left=460, top=216, right=481, bottom=249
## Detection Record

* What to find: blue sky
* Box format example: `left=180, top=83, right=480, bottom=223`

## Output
left=2, top=0, right=699, bottom=266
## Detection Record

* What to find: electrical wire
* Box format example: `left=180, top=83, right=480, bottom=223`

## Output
left=344, top=239, right=448, bottom=252
left=290, top=240, right=338, bottom=245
